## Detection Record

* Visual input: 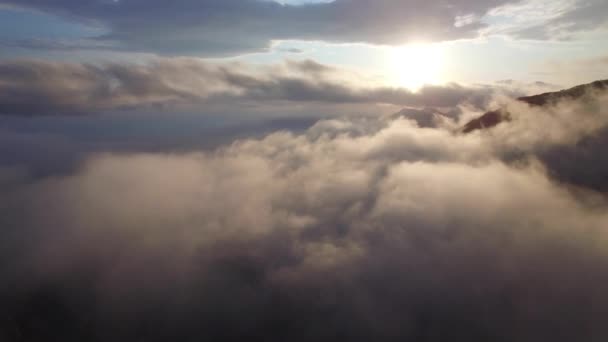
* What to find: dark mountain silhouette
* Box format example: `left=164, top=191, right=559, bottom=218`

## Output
left=462, top=80, right=608, bottom=133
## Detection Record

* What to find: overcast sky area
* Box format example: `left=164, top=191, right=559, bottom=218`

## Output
left=1, top=1, right=608, bottom=341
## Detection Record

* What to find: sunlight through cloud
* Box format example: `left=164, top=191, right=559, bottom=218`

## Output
left=388, top=43, right=445, bottom=90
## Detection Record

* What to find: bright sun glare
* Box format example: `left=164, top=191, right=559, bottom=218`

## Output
left=389, top=44, right=445, bottom=90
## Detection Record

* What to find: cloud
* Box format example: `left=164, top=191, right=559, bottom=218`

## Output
left=491, top=0, right=608, bottom=40
left=280, top=47, right=305, bottom=54
left=0, top=58, right=503, bottom=116
left=466, top=85, right=608, bottom=191
left=0, top=0, right=517, bottom=56
left=4, top=0, right=606, bottom=56
left=2, top=88, right=608, bottom=340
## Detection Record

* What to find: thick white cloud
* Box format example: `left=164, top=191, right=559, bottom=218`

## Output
left=2, top=87, right=608, bottom=340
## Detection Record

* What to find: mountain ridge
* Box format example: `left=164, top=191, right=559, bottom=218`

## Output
left=462, top=79, right=608, bottom=133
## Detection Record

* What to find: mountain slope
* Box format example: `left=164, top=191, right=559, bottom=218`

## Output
left=462, top=80, right=608, bottom=133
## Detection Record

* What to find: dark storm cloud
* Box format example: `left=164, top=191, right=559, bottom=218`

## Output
left=0, top=58, right=501, bottom=116
left=0, top=0, right=516, bottom=55
left=2, top=86, right=608, bottom=341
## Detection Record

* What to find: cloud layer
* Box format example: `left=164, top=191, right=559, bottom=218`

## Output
left=0, top=58, right=507, bottom=116
left=2, top=87, right=608, bottom=341
left=2, top=0, right=511, bottom=55
left=3, top=0, right=607, bottom=55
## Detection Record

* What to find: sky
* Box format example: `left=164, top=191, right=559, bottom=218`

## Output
left=0, top=0, right=607, bottom=86
left=1, top=1, right=608, bottom=341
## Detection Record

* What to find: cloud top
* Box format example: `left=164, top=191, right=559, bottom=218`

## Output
left=2, top=88, right=608, bottom=341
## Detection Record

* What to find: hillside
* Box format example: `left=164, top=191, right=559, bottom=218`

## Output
left=462, top=80, right=608, bottom=133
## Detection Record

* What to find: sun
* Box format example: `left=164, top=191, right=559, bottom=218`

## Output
left=388, top=43, right=445, bottom=90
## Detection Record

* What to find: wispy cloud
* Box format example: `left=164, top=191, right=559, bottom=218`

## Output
left=488, top=0, right=608, bottom=39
